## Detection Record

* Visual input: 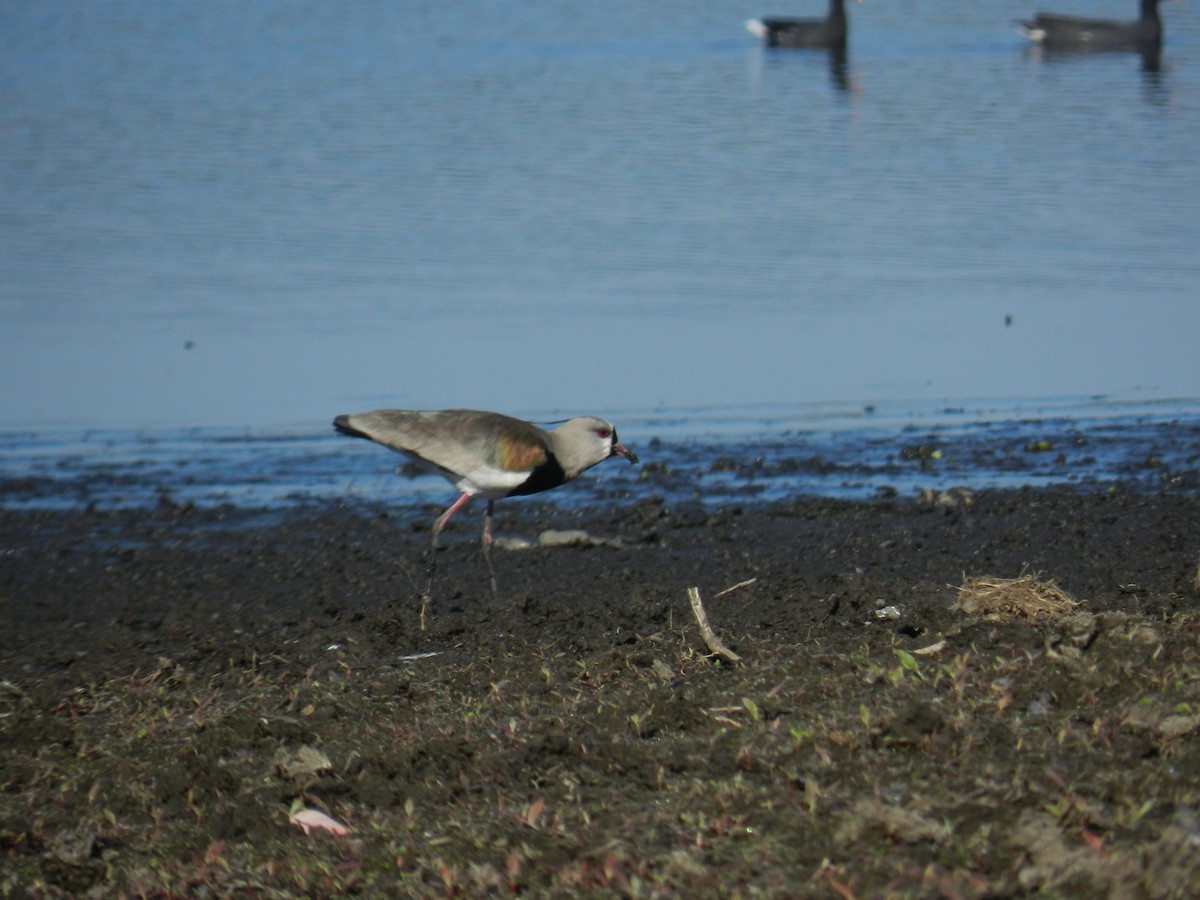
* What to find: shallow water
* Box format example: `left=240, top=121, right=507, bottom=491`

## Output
left=2, top=397, right=1197, bottom=511
left=2, top=1, right=1199, bottom=432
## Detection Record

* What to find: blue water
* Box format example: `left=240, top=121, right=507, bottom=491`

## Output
left=2, top=397, right=1197, bottom=511
left=1, top=1, right=1198, bottom=504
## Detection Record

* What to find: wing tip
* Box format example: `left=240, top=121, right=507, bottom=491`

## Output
left=333, top=414, right=367, bottom=438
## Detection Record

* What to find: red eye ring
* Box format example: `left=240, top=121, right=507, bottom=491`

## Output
left=596, top=428, right=611, bottom=439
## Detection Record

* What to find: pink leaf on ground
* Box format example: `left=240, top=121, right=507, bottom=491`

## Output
left=289, top=808, right=350, bottom=836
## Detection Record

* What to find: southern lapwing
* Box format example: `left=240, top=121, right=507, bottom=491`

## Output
left=334, top=408, right=638, bottom=619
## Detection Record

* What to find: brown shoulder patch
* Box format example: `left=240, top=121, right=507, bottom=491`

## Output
left=496, top=435, right=546, bottom=472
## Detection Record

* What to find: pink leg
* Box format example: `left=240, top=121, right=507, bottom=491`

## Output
left=425, top=493, right=472, bottom=602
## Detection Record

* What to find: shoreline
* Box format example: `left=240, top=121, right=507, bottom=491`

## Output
left=2, top=406, right=1198, bottom=513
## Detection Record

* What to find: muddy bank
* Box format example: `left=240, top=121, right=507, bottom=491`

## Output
left=3, top=486, right=1200, bottom=895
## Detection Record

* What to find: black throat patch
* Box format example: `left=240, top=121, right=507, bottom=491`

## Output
left=506, top=453, right=566, bottom=497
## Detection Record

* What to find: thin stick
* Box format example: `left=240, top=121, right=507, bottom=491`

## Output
left=714, top=577, right=757, bottom=599
left=687, top=586, right=743, bottom=666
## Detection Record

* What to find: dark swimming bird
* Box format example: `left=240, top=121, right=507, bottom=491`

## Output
left=334, top=409, right=638, bottom=615
left=1017, top=0, right=1171, bottom=51
left=746, top=0, right=861, bottom=49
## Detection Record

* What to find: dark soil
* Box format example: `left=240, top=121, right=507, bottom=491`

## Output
left=3, top=485, right=1200, bottom=896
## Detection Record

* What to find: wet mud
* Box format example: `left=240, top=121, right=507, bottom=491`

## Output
left=3, top=477, right=1200, bottom=895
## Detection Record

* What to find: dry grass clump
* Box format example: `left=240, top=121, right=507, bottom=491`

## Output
left=954, top=573, right=1080, bottom=620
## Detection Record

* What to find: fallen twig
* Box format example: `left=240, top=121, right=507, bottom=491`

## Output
left=714, top=577, right=758, bottom=599
left=687, top=586, right=743, bottom=666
